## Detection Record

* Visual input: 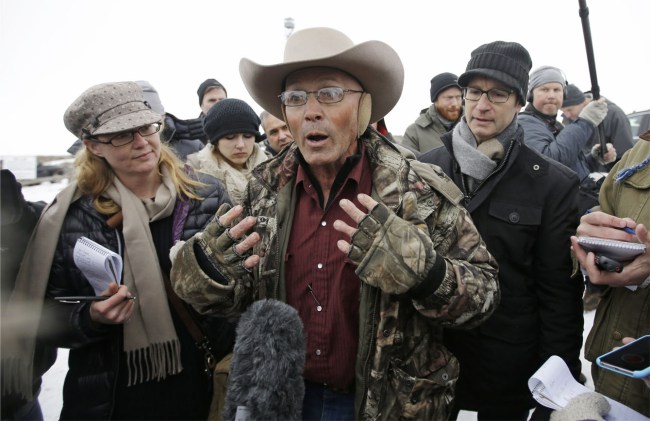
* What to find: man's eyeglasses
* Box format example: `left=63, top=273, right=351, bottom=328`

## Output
left=88, top=122, right=163, bottom=147
left=463, top=87, right=514, bottom=104
left=279, top=87, right=364, bottom=107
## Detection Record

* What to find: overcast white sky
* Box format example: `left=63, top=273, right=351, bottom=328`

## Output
left=1, top=0, right=648, bottom=156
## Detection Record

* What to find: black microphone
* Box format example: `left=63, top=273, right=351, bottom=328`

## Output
left=223, top=299, right=305, bottom=421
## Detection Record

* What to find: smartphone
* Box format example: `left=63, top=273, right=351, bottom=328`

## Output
left=596, top=335, right=650, bottom=379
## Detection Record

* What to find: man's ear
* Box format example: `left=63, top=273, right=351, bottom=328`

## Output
left=83, top=139, right=104, bottom=157
left=357, top=93, right=372, bottom=138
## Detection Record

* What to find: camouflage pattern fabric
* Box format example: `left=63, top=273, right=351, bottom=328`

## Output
left=170, top=130, right=500, bottom=420
left=349, top=192, right=436, bottom=295
left=173, top=203, right=255, bottom=316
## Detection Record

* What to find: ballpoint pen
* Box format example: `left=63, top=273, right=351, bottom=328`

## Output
left=54, top=296, right=136, bottom=303
left=584, top=209, right=637, bottom=235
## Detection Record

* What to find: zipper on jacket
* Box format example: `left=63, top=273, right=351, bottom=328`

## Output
left=358, top=283, right=380, bottom=419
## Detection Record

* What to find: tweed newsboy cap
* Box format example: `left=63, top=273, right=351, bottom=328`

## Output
left=458, top=41, right=532, bottom=105
left=64, top=81, right=162, bottom=138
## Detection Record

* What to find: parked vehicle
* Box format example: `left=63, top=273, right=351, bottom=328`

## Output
left=627, top=109, right=650, bottom=143
left=36, top=158, right=73, bottom=178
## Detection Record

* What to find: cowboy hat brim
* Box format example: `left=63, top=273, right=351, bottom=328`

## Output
left=239, top=38, right=404, bottom=124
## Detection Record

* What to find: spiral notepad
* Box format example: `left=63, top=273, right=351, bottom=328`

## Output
left=73, top=236, right=123, bottom=295
left=577, top=236, right=646, bottom=262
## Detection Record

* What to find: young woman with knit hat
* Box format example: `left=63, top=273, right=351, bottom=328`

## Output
left=1, top=81, right=236, bottom=420
left=186, top=98, right=268, bottom=205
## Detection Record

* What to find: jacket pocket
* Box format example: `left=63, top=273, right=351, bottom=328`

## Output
left=484, top=200, right=542, bottom=266
left=488, top=199, right=542, bottom=226
left=385, top=362, right=456, bottom=419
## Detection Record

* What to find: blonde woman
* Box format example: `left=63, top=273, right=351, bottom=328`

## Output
left=187, top=98, right=268, bottom=205
left=2, top=82, right=235, bottom=420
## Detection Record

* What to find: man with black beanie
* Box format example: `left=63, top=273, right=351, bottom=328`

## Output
left=419, top=40, right=584, bottom=421
left=197, top=78, right=228, bottom=117
left=561, top=83, right=634, bottom=169
left=402, top=72, right=463, bottom=154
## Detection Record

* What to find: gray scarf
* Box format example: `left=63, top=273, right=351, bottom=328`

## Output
left=451, top=117, right=517, bottom=191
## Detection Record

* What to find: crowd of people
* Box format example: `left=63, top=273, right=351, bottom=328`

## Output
left=1, top=25, right=648, bottom=421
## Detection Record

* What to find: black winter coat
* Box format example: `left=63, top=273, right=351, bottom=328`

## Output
left=41, top=173, right=235, bottom=420
left=1, top=170, right=57, bottom=418
left=419, top=127, right=584, bottom=413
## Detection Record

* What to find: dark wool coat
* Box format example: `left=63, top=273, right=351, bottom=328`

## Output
left=419, top=126, right=584, bottom=413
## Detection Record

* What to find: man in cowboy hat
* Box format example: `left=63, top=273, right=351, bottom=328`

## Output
left=170, top=27, right=499, bottom=420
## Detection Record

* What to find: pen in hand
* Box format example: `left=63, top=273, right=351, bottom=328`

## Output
left=619, top=226, right=637, bottom=235
left=584, top=209, right=637, bottom=235
left=55, top=295, right=136, bottom=303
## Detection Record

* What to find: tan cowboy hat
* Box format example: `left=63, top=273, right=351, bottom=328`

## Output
left=239, top=27, right=404, bottom=123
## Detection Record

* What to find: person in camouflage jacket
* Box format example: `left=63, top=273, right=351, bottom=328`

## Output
left=170, top=27, right=499, bottom=420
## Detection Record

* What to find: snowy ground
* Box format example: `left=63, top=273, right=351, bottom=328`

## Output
left=22, top=180, right=596, bottom=421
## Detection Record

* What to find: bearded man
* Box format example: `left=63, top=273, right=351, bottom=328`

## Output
left=402, top=72, right=463, bottom=154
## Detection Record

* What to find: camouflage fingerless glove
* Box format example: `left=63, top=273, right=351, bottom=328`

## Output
left=349, top=192, right=442, bottom=295
left=196, top=203, right=254, bottom=285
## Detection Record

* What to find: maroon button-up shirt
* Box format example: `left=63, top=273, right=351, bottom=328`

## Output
left=285, top=143, right=372, bottom=390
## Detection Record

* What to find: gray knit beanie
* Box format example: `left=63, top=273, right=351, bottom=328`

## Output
left=527, top=65, right=566, bottom=102
left=203, top=98, right=261, bottom=144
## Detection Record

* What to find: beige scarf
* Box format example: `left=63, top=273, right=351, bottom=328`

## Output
left=1, top=168, right=181, bottom=399
left=105, top=168, right=181, bottom=385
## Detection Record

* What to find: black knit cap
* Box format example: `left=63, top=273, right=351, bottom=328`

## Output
left=203, top=98, right=261, bottom=144
left=197, top=78, right=227, bottom=106
left=430, top=72, right=460, bottom=103
left=562, top=84, right=586, bottom=107
left=458, top=41, right=532, bottom=105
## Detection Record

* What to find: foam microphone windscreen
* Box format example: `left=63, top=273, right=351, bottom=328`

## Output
left=223, top=299, right=305, bottom=421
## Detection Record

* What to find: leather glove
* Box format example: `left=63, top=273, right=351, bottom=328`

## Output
left=348, top=192, right=437, bottom=295
left=550, top=392, right=610, bottom=421
left=579, top=99, right=608, bottom=127
left=197, top=203, right=253, bottom=283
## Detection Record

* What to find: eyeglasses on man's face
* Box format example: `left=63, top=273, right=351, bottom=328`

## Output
left=463, top=87, right=514, bottom=104
left=90, top=122, right=163, bottom=147
left=279, top=87, right=364, bottom=107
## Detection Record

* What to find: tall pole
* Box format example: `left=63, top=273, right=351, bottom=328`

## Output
left=578, top=0, right=606, bottom=157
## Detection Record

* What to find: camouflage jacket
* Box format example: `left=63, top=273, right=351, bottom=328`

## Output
left=171, top=131, right=499, bottom=420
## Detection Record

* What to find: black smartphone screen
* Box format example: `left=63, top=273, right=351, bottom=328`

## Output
left=599, top=336, right=650, bottom=374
